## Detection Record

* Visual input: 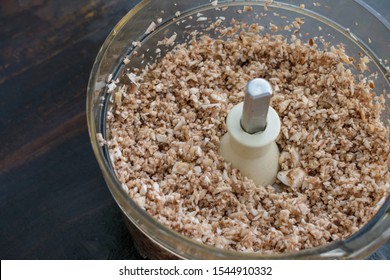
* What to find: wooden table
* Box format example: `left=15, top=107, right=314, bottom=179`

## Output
left=0, top=0, right=389, bottom=259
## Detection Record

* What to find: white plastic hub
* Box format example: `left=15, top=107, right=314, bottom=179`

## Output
left=219, top=102, right=281, bottom=186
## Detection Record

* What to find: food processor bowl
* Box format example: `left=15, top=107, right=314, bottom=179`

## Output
left=87, top=0, right=390, bottom=259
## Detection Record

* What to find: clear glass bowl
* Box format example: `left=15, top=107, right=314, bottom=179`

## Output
left=87, top=0, right=390, bottom=259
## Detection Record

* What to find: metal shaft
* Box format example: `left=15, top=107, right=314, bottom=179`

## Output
left=241, top=78, right=273, bottom=134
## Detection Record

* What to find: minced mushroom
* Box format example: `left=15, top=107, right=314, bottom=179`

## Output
left=106, top=22, right=389, bottom=253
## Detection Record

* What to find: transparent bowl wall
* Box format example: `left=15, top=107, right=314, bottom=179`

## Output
left=87, top=0, right=390, bottom=259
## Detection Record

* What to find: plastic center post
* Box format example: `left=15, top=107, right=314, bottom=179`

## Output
left=219, top=78, right=281, bottom=186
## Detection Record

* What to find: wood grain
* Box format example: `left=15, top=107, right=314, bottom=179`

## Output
left=0, top=0, right=142, bottom=259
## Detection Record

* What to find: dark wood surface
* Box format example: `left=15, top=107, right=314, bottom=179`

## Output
left=0, top=0, right=143, bottom=259
left=0, top=0, right=389, bottom=260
